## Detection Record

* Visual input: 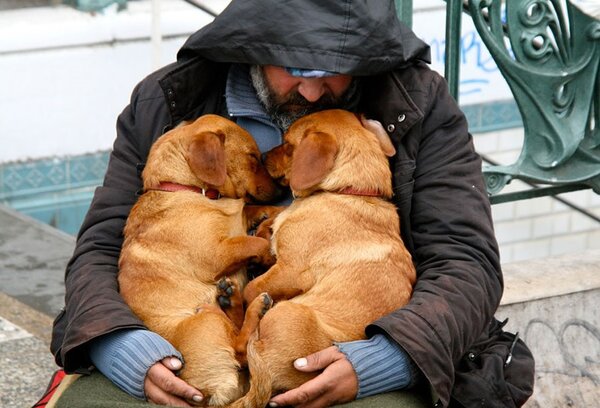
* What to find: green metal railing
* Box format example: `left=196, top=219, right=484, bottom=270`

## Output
left=394, top=0, right=463, bottom=102
left=394, top=0, right=413, bottom=30
left=396, top=0, right=600, bottom=206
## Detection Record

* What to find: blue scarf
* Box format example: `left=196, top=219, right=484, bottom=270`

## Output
left=225, top=64, right=282, bottom=154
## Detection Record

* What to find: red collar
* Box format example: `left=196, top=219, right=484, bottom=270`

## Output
left=337, top=187, right=384, bottom=198
left=147, top=182, right=221, bottom=200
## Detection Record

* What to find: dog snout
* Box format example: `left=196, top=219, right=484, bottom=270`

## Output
left=247, top=167, right=282, bottom=203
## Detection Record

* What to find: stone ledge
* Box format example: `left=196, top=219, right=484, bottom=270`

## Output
left=0, top=292, right=54, bottom=344
left=498, top=250, right=600, bottom=407
left=501, top=249, right=600, bottom=305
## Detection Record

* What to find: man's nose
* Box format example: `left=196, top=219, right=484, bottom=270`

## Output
left=297, top=79, right=326, bottom=102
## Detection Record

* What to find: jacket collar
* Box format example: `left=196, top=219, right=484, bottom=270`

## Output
left=158, top=59, right=228, bottom=126
left=359, top=70, right=424, bottom=145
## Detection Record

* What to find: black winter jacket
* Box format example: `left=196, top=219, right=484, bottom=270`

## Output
left=51, top=1, right=534, bottom=406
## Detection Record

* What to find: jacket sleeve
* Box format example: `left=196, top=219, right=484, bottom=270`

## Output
left=50, top=78, right=171, bottom=372
left=367, top=73, right=503, bottom=406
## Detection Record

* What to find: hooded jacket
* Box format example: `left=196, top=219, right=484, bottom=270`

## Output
left=51, top=1, right=533, bottom=406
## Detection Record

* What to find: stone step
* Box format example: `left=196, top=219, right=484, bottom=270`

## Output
left=499, top=249, right=600, bottom=407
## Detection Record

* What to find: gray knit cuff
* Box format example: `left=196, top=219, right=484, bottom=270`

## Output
left=336, top=334, right=420, bottom=399
left=89, top=329, right=182, bottom=400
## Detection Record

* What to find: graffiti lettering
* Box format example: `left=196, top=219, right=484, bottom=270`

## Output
left=425, top=30, right=502, bottom=97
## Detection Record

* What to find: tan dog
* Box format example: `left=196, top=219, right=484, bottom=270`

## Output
left=229, top=109, right=417, bottom=407
left=118, top=114, right=281, bottom=406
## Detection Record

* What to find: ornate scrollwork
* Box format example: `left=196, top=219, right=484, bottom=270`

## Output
left=552, top=81, right=574, bottom=118
left=469, top=0, right=600, bottom=195
left=517, top=1, right=557, bottom=63
left=483, top=170, right=512, bottom=195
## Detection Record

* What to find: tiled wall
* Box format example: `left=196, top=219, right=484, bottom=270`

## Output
left=0, top=152, right=109, bottom=235
left=1, top=100, right=598, bottom=263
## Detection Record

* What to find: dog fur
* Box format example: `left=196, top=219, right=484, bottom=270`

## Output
left=117, top=114, right=281, bottom=406
left=229, top=109, right=417, bottom=407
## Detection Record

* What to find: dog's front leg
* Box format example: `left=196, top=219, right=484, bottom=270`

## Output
left=214, top=235, right=275, bottom=280
left=244, top=205, right=285, bottom=237
left=242, top=264, right=312, bottom=305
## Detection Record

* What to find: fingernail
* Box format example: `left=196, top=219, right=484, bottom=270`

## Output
left=269, top=402, right=278, bottom=407
left=170, top=357, right=182, bottom=370
left=294, top=357, right=307, bottom=368
left=193, top=394, right=203, bottom=402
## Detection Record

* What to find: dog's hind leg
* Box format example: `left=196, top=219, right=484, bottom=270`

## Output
left=254, top=301, right=333, bottom=392
left=170, top=306, right=245, bottom=406
left=234, top=293, right=273, bottom=365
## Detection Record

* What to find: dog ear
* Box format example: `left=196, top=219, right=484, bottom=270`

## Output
left=290, top=131, right=338, bottom=192
left=359, top=114, right=396, bottom=157
left=187, top=131, right=227, bottom=186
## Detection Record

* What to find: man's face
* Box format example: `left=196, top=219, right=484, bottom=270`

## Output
left=251, top=65, right=358, bottom=130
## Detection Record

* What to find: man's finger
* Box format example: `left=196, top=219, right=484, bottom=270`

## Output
left=162, top=356, right=183, bottom=371
left=145, top=376, right=193, bottom=407
left=145, top=361, right=204, bottom=405
left=269, top=374, right=328, bottom=407
left=270, top=353, right=358, bottom=408
left=294, top=345, right=343, bottom=372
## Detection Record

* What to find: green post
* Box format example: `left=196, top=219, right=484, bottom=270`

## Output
left=394, top=0, right=413, bottom=28
left=444, top=0, right=463, bottom=102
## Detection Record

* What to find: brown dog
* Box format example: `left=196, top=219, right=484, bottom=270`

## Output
left=118, top=114, right=281, bottom=406
left=229, top=109, right=417, bottom=407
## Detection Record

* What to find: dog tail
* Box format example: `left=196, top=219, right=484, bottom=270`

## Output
left=226, top=332, right=272, bottom=408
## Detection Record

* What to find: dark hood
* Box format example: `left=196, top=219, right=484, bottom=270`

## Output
left=177, top=0, right=430, bottom=76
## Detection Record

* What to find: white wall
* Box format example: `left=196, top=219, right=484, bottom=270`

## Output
left=412, top=2, right=513, bottom=105
left=0, top=0, right=518, bottom=163
left=0, top=0, right=219, bottom=162
left=1, top=0, right=598, bottom=162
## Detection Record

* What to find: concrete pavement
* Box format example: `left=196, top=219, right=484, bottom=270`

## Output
left=0, top=204, right=72, bottom=407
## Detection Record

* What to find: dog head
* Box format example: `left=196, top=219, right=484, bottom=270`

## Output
left=143, top=114, right=279, bottom=202
left=264, top=109, right=396, bottom=198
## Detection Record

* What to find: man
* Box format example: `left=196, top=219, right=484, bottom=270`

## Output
left=50, top=1, right=534, bottom=407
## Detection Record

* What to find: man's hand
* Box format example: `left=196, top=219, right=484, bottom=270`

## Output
left=144, top=357, right=204, bottom=407
left=268, top=346, right=358, bottom=408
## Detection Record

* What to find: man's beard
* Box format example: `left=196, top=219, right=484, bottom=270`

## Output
left=250, top=65, right=361, bottom=131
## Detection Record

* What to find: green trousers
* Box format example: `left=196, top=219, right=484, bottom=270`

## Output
left=55, top=371, right=431, bottom=408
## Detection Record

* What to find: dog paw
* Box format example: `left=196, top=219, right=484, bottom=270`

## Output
left=248, top=212, right=270, bottom=235
left=255, top=218, right=274, bottom=240
left=258, top=293, right=273, bottom=317
left=217, top=277, right=236, bottom=309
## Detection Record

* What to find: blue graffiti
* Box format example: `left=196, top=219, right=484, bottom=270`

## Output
left=461, top=31, right=498, bottom=72
left=460, top=79, right=489, bottom=96
left=427, top=30, right=501, bottom=96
